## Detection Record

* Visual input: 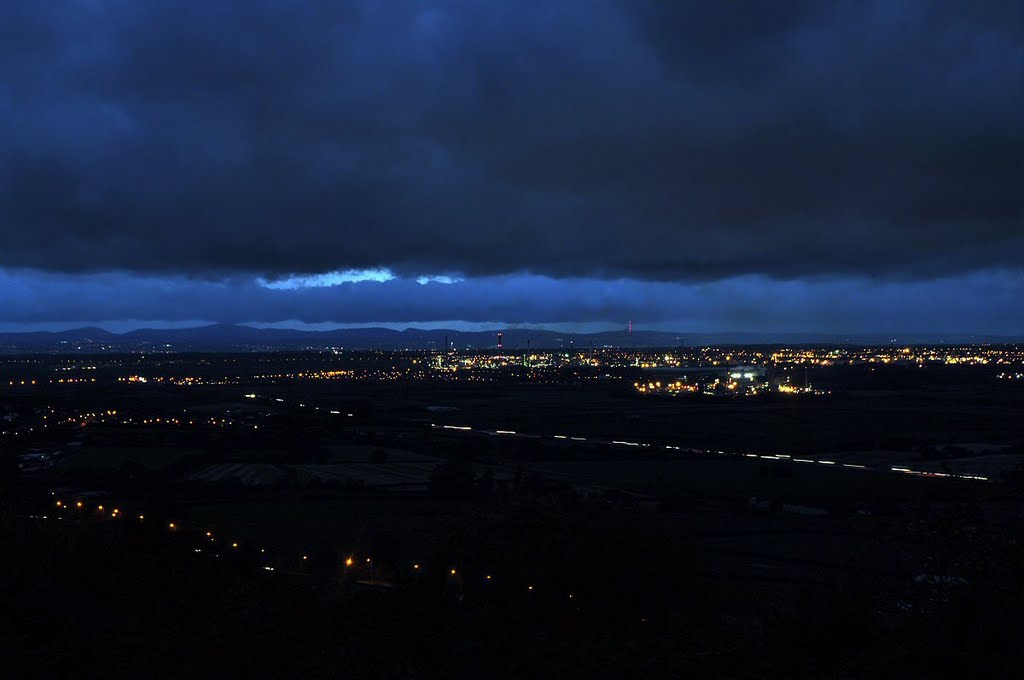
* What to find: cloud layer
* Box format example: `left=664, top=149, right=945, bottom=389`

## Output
left=1, top=0, right=1021, bottom=282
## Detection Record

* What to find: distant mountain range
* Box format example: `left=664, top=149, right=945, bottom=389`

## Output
left=0, top=324, right=1019, bottom=353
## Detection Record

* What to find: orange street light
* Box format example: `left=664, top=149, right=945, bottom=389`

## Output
left=345, top=557, right=353, bottom=567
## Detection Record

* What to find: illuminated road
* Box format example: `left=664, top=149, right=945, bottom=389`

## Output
left=242, top=392, right=990, bottom=483
left=428, top=424, right=990, bottom=482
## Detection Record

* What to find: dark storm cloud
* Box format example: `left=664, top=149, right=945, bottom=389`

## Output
left=0, top=0, right=1020, bottom=280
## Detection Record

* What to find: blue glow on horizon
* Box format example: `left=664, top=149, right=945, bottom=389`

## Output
left=1, top=268, right=1022, bottom=336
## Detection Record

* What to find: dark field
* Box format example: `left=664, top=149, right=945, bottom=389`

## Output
left=3, top=349, right=1024, bottom=677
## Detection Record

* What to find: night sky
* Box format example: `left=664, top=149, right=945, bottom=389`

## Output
left=1, top=1, right=1021, bottom=334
